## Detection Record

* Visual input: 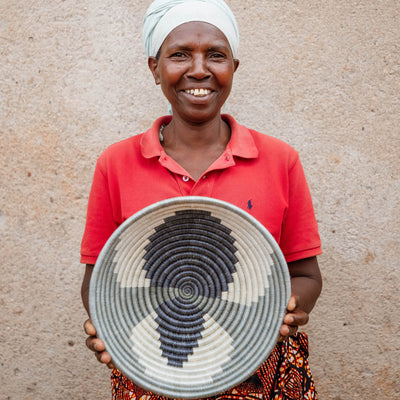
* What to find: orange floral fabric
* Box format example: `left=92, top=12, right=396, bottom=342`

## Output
left=111, top=333, right=317, bottom=400
left=256, top=333, right=317, bottom=399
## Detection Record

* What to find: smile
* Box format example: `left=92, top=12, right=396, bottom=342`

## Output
left=185, top=89, right=212, bottom=97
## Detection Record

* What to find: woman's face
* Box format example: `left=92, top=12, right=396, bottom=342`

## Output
left=148, top=21, right=239, bottom=124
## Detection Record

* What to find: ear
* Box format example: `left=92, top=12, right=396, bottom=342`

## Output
left=148, top=57, right=161, bottom=85
left=233, top=58, right=240, bottom=73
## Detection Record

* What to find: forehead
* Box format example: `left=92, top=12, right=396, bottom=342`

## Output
left=161, top=21, right=231, bottom=51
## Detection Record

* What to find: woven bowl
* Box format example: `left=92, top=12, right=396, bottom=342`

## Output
left=90, top=196, right=290, bottom=399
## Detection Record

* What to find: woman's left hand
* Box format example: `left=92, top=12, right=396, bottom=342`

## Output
left=278, top=295, right=309, bottom=341
left=277, top=256, right=322, bottom=341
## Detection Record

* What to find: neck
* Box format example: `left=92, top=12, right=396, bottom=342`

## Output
left=162, top=114, right=230, bottom=150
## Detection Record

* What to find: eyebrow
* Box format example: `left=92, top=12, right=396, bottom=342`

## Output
left=166, top=43, right=231, bottom=55
left=167, top=45, right=193, bottom=52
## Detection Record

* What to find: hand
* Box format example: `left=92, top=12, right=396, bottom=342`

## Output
left=278, top=295, right=309, bottom=341
left=84, top=318, right=115, bottom=369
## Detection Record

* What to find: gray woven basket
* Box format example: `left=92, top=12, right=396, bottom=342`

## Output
left=90, top=196, right=290, bottom=399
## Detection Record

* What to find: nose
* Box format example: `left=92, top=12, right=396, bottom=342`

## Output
left=187, top=54, right=210, bottom=80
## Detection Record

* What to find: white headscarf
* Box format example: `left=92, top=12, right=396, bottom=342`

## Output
left=143, top=0, right=239, bottom=58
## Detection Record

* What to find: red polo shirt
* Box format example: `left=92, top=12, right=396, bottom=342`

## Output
left=81, top=115, right=321, bottom=265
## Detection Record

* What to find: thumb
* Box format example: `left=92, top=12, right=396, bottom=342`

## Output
left=84, top=318, right=97, bottom=336
left=286, top=295, right=298, bottom=312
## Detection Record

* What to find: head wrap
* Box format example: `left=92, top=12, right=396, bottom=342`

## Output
left=143, top=0, right=239, bottom=58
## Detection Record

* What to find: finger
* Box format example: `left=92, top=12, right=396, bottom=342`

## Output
left=279, top=323, right=290, bottom=338
left=286, top=295, right=298, bottom=312
left=280, top=323, right=296, bottom=337
left=284, top=308, right=309, bottom=326
left=283, top=313, right=295, bottom=326
left=84, top=319, right=97, bottom=336
left=107, top=361, right=116, bottom=369
left=279, top=323, right=298, bottom=339
left=86, top=336, right=106, bottom=353
left=290, top=311, right=309, bottom=326
left=95, top=350, right=112, bottom=365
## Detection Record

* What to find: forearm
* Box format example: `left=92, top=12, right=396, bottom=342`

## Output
left=81, top=264, right=94, bottom=315
left=290, top=276, right=322, bottom=314
left=288, top=256, right=322, bottom=314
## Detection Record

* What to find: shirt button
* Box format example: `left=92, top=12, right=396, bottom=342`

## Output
left=182, top=176, right=189, bottom=182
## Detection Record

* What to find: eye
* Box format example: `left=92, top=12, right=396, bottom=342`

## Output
left=209, top=52, right=227, bottom=60
left=169, top=51, right=187, bottom=59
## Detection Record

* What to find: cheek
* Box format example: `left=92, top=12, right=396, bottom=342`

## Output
left=159, top=71, right=184, bottom=96
left=213, top=65, right=235, bottom=88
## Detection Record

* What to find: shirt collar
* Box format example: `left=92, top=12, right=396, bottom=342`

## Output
left=222, top=114, right=259, bottom=159
left=140, top=114, right=259, bottom=159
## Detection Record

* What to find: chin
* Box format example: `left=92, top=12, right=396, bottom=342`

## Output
left=174, top=106, right=223, bottom=124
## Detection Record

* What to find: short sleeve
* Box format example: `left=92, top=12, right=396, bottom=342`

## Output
left=279, top=155, right=321, bottom=262
left=80, top=157, right=119, bottom=265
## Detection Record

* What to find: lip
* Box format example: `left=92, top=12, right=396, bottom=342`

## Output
left=179, top=88, right=215, bottom=106
left=182, top=88, right=214, bottom=97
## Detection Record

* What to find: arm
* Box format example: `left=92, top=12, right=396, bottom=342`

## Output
left=81, top=264, right=114, bottom=368
left=81, top=264, right=93, bottom=314
left=279, top=256, right=322, bottom=339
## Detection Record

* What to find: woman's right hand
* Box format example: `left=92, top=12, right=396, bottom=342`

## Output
left=84, top=318, right=115, bottom=369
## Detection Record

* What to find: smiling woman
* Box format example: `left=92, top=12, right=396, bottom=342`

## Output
left=148, top=22, right=239, bottom=128
left=80, top=0, right=322, bottom=399
left=147, top=21, right=239, bottom=179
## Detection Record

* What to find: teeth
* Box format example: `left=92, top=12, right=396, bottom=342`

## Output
left=185, top=89, right=211, bottom=97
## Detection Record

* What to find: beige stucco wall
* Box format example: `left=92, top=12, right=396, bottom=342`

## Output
left=1, top=1, right=399, bottom=398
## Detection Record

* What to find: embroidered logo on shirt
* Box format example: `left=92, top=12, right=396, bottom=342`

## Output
left=247, top=199, right=253, bottom=210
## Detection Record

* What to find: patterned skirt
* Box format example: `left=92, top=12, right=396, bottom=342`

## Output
left=111, top=333, right=317, bottom=400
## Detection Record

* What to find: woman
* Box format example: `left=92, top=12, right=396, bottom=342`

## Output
left=81, top=0, right=322, bottom=399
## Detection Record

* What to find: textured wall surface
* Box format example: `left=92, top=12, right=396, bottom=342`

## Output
left=1, top=1, right=399, bottom=399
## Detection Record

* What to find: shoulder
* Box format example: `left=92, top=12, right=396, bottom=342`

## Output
left=102, top=134, right=142, bottom=157
left=249, top=128, right=297, bottom=156
left=250, top=130, right=302, bottom=177
left=97, top=134, right=143, bottom=168
left=226, top=115, right=299, bottom=166
left=225, top=114, right=297, bottom=154
left=95, top=116, right=169, bottom=172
